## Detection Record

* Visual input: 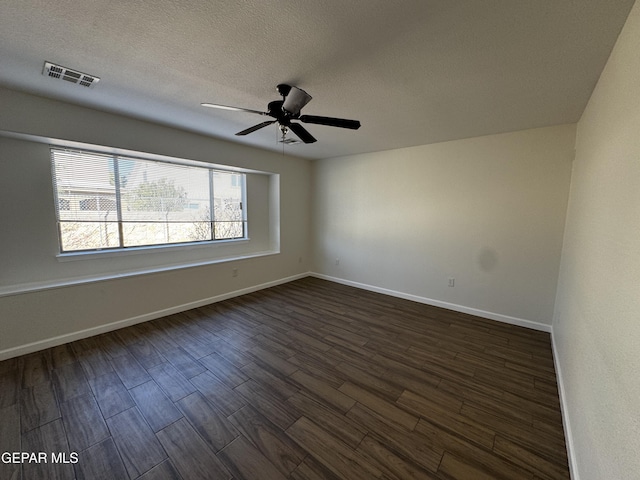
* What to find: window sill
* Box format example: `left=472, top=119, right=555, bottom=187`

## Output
left=56, top=237, right=250, bottom=262
left=0, top=248, right=279, bottom=298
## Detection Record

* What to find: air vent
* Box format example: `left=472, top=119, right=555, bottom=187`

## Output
left=43, top=61, right=100, bottom=88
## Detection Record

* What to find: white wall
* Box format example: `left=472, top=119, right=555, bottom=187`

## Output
left=0, top=87, right=311, bottom=358
left=312, top=124, right=575, bottom=328
left=553, top=1, right=640, bottom=478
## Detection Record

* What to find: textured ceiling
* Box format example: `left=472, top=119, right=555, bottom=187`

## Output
left=0, top=0, right=635, bottom=159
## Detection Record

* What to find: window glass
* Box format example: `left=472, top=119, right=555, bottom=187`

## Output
left=52, top=150, right=118, bottom=251
left=212, top=171, right=244, bottom=239
left=51, top=148, right=247, bottom=252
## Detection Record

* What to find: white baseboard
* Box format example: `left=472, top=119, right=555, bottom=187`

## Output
left=551, top=329, right=580, bottom=480
left=310, top=273, right=552, bottom=333
left=0, top=272, right=309, bottom=361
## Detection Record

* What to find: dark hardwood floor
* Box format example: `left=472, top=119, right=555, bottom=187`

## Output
left=0, top=277, right=570, bottom=479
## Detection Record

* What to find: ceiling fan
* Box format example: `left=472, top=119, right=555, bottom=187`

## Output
left=202, top=84, right=361, bottom=144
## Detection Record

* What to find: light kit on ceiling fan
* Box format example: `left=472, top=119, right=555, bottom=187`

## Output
left=279, top=137, right=300, bottom=145
left=201, top=84, right=361, bottom=144
left=276, top=124, right=302, bottom=146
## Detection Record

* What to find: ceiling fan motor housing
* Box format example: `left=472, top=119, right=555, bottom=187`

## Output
left=267, top=100, right=286, bottom=119
left=276, top=84, right=292, bottom=97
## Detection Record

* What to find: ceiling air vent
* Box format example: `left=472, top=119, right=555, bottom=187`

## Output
left=43, top=61, right=100, bottom=88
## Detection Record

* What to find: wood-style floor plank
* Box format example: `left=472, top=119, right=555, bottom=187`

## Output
left=234, top=379, right=300, bottom=430
left=437, top=451, right=515, bottom=480
left=110, top=353, right=152, bottom=390
left=129, top=380, right=182, bottom=433
left=286, top=416, right=382, bottom=480
left=156, top=418, right=231, bottom=480
left=51, top=362, right=91, bottom=403
left=339, top=381, right=418, bottom=430
left=1, top=277, right=569, bottom=479
left=0, top=369, right=20, bottom=409
left=199, top=352, right=248, bottom=388
left=218, top=435, right=288, bottom=480
left=346, top=403, right=444, bottom=473
left=228, top=404, right=306, bottom=476
left=190, top=370, right=246, bottom=417
left=20, top=381, right=60, bottom=433
left=22, top=419, right=75, bottom=480
left=176, top=391, right=239, bottom=452
left=88, top=372, right=136, bottom=419
left=289, top=456, right=343, bottom=480
left=76, top=348, right=114, bottom=379
left=291, top=370, right=355, bottom=414
left=397, top=389, right=495, bottom=449
left=73, top=437, right=128, bottom=480
left=136, top=459, right=182, bottom=480
left=147, top=362, right=196, bottom=402
left=59, top=393, right=110, bottom=452
left=415, top=418, right=534, bottom=480
left=20, top=352, right=50, bottom=388
left=0, top=404, right=21, bottom=480
left=106, top=406, right=167, bottom=478
left=355, top=434, right=439, bottom=480
left=241, top=361, right=298, bottom=400
left=162, top=346, right=206, bottom=379
left=493, top=435, right=569, bottom=480
left=50, top=344, right=77, bottom=369
left=286, top=391, right=367, bottom=449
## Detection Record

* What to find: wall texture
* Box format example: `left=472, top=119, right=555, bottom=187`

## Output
left=0, top=87, right=311, bottom=358
left=553, top=1, right=640, bottom=478
left=312, top=125, right=575, bottom=328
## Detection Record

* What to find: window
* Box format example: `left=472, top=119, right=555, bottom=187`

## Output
left=51, top=148, right=246, bottom=252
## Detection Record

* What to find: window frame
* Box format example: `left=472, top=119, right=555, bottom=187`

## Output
left=51, top=147, right=248, bottom=254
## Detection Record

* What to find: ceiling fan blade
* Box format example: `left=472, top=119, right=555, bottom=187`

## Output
left=299, top=115, right=361, bottom=130
left=201, top=103, right=267, bottom=116
left=282, top=86, right=312, bottom=115
left=288, top=123, right=317, bottom=143
left=236, top=121, right=276, bottom=136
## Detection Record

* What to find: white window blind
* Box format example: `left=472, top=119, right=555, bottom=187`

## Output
left=51, top=148, right=246, bottom=252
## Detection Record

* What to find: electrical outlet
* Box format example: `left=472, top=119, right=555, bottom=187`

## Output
left=448, top=277, right=455, bottom=287
left=232, top=268, right=238, bottom=277
left=335, top=258, right=340, bottom=266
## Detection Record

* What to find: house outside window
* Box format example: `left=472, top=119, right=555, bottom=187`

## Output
left=51, top=148, right=246, bottom=252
